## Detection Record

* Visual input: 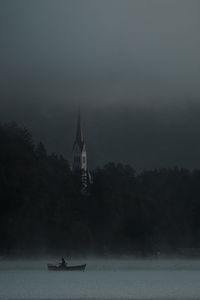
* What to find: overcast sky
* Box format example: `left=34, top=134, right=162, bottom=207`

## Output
left=1, top=0, right=200, bottom=170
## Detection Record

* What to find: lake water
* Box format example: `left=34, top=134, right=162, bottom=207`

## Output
left=0, top=258, right=200, bottom=300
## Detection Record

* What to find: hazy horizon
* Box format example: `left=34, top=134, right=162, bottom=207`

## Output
left=1, top=0, right=200, bottom=170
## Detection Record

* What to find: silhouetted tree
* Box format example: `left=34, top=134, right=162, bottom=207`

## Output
left=1, top=122, right=200, bottom=256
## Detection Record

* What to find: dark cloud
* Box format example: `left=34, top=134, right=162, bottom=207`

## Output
left=1, top=0, right=200, bottom=170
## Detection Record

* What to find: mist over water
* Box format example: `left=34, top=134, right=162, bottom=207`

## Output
left=1, top=1, right=200, bottom=299
left=1, top=259, right=200, bottom=300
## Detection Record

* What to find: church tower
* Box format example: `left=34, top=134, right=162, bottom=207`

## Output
left=72, top=111, right=88, bottom=189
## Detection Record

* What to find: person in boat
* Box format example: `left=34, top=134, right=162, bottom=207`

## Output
left=60, top=257, right=67, bottom=267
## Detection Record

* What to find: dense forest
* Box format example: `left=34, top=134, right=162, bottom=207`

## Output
left=1, top=122, right=200, bottom=257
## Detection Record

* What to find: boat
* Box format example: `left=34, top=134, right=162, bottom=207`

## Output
left=47, top=263, right=86, bottom=271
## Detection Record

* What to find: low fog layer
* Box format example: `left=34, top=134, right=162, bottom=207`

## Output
left=1, top=0, right=200, bottom=169
left=1, top=259, right=200, bottom=299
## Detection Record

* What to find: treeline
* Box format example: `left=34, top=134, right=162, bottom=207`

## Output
left=1, top=122, right=200, bottom=256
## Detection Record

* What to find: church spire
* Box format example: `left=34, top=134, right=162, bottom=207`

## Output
left=72, top=110, right=87, bottom=172
left=75, top=109, right=84, bottom=150
left=72, top=110, right=91, bottom=191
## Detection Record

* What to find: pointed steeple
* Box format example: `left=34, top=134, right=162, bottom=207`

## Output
left=75, top=109, right=84, bottom=150
left=72, top=110, right=87, bottom=168
left=72, top=110, right=90, bottom=190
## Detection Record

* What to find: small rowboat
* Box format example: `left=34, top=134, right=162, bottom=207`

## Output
left=47, top=263, right=86, bottom=271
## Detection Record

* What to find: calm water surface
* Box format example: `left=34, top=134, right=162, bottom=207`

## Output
left=0, top=259, right=200, bottom=300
